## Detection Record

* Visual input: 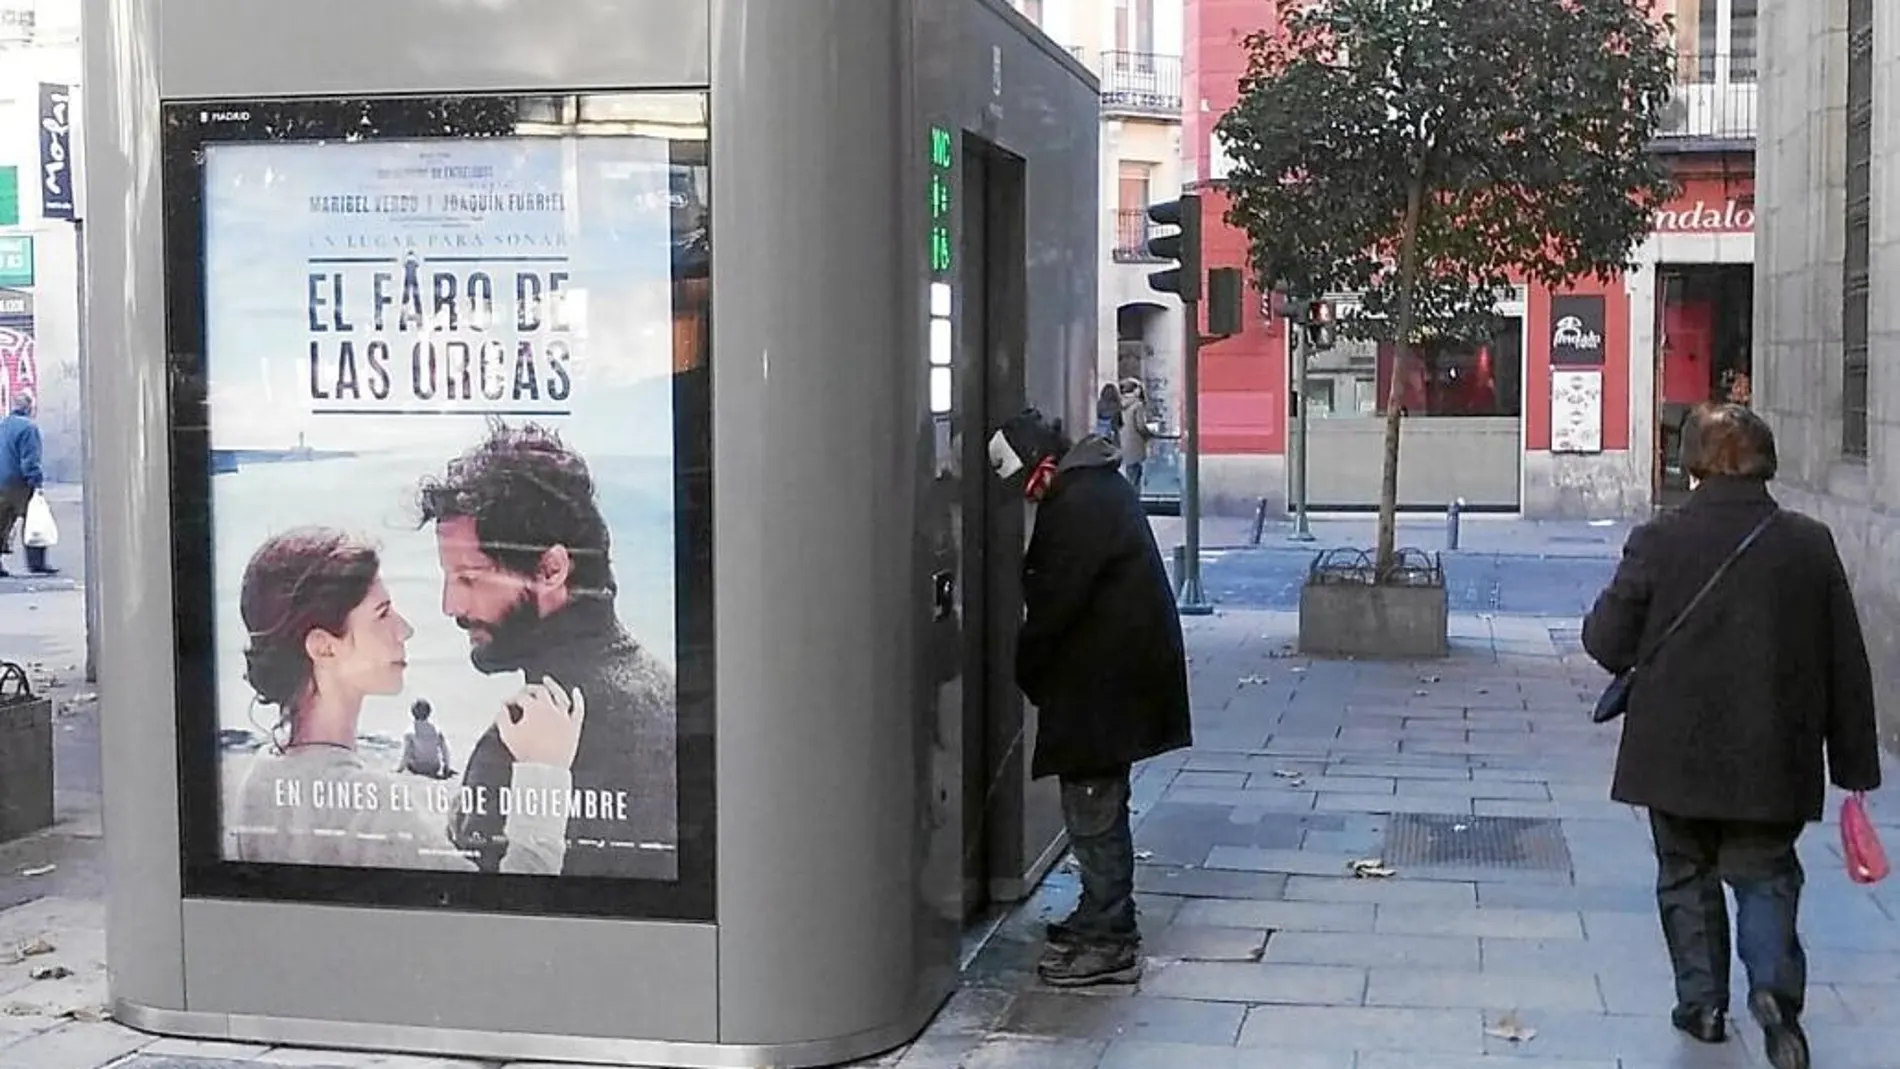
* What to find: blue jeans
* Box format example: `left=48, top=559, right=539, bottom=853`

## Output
left=1649, top=810, right=1807, bottom=1014
left=1057, top=768, right=1138, bottom=947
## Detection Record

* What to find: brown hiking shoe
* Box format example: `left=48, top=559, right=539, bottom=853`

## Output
left=1037, top=942, right=1141, bottom=988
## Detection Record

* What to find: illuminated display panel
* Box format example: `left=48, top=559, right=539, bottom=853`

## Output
left=161, top=92, right=716, bottom=922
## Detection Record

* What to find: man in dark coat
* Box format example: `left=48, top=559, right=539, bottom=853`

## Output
left=987, top=408, right=1192, bottom=987
left=418, top=419, right=678, bottom=880
left=1582, top=403, right=1881, bottom=1069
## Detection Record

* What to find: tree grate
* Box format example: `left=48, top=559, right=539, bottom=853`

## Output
left=1380, top=813, right=1573, bottom=872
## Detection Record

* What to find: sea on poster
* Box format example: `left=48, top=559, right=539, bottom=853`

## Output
left=202, top=134, right=685, bottom=881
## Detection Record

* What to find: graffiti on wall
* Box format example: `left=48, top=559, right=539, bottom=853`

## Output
left=0, top=288, right=33, bottom=411
left=0, top=287, right=78, bottom=483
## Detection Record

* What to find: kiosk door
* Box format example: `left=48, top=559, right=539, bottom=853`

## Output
left=955, top=136, right=1029, bottom=922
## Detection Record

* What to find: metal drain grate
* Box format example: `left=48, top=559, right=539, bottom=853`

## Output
left=1548, top=626, right=1586, bottom=654
left=1380, top=813, right=1573, bottom=872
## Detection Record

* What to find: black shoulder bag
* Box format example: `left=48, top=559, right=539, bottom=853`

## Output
left=1591, top=510, right=1778, bottom=724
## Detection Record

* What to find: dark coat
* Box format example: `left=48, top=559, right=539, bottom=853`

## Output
left=1016, top=436, right=1192, bottom=779
left=1582, top=477, right=1882, bottom=823
left=450, top=597, right=679, bottom=877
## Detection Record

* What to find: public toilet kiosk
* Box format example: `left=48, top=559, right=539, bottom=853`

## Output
left=81, top=0, right=1099, bottom=1064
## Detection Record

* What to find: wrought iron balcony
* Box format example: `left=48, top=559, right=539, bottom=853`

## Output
left=1112, top=209, right=1165, bottom=262
left=1654, top=51, right=1758, bottom=148
left=1099, top=51, right=1182, bottom=118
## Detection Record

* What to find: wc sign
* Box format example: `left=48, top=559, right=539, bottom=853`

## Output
left=39, top=83, right=75, bottom=220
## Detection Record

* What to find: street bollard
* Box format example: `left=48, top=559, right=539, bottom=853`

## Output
left=1446, top=497, right=1464, bottom=551
left=1173, top=544, right=1187, bottom=596
left=1250, top=497, right=1269, bottom=546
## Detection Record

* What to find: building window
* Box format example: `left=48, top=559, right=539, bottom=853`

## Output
left=1116, top=162, right=1152, bottom=214
left=1113, top=163, right=1157, bottom=261
left=1114, top=0, right=1154, bottom=56
left=1374, top=319, right=1525, bottom=419
left=1844, top=0, right=1872, bottom=458
left=1676, top=0, right=1757, bottom=83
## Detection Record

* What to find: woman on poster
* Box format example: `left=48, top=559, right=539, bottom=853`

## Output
left=228, top=527, right=585, bottom=874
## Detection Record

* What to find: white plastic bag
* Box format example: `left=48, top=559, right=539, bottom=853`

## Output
left=22, top=492, right=57, bottom=549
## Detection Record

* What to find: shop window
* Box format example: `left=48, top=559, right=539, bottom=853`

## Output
left=1373, top=318, right=1524, bottom=418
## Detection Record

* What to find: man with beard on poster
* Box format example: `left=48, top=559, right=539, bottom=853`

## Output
left=418, top=419, right=679, bottom=878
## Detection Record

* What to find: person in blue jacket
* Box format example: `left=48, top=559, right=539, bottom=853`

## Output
left=0, top=395, right=50, bottom=577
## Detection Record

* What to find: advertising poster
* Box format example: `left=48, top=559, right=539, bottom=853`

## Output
left=202, top=135, right=687, bottom=881
left=1550, top=369, right=1604, bottom=454
left=0, top=288, right=33, bottom=412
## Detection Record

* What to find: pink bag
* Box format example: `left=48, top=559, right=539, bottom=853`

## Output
left=1841, top=793, right=1890, bottom=885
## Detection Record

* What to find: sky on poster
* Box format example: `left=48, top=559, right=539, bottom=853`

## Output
left=202, top=135, right=680, bottom=460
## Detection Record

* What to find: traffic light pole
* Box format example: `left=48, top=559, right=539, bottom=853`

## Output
left=1141, top=191, right=1212, bottom=617
left=1178, top=300, right=1212, bottom=615
left=1289, top=324, right=1315, bottom=542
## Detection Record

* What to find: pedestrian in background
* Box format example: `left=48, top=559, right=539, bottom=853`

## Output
left=1116, top=378, right=1178, bottom=493
left=1582, top=403, right=1881, bottom=1069
left=1095, top=382, right=1123, bottom=439
left=0, top=395, right=49, bottom=577
left=986, top=408, right=1191, bottom=988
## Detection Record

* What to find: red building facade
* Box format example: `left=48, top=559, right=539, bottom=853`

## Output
left=1181, top=0, right=1756, bottom=518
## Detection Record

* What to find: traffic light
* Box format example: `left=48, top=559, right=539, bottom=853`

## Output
left=1304, top=299, right=1336, bottom=350
left=1145, top=193, right=1202, bottom=301
left=1205, top=268, right=1243, bottom=338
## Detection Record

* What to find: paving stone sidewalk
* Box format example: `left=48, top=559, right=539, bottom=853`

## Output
left=1, top=609, right=1895, bottom=1069
left=893, top=610, right=1900, bottom=1069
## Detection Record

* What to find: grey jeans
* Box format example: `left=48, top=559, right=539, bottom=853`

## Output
left=1056, top=768, right=1138, bottom=947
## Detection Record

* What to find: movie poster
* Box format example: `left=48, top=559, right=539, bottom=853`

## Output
left=203, top=135, right=685, bottom=881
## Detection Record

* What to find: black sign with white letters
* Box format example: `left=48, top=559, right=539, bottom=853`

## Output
left=38, top=84, right=73, bottom=221
left=1549, top=295, right=1606, bottom=367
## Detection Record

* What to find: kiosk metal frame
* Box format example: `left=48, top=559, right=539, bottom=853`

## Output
left=82, top=0, right=1098, bottom=1065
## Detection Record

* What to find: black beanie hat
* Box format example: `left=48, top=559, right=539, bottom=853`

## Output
left=992, top=408, right=1068, bottom=472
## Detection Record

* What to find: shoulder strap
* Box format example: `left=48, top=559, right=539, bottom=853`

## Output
left=1634, top=509, right=1778, bottom=671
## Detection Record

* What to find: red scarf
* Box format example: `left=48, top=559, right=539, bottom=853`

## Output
left=1023, top=456, right=1058, bottom=501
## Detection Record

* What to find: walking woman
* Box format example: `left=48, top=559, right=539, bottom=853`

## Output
left=1095, top=383, right=1123, bottom=440
left=1582, top=403, right=1882, bottom=1069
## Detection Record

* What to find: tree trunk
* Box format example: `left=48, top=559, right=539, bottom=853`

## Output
left=1376, top=175, right=1427, bottom=577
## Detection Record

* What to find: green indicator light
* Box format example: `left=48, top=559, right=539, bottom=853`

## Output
left=928, top=126, right=955, bottom=273
left=930, top=174, right=951, bottom=221
left=931, top=227, right=953, bottom=273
